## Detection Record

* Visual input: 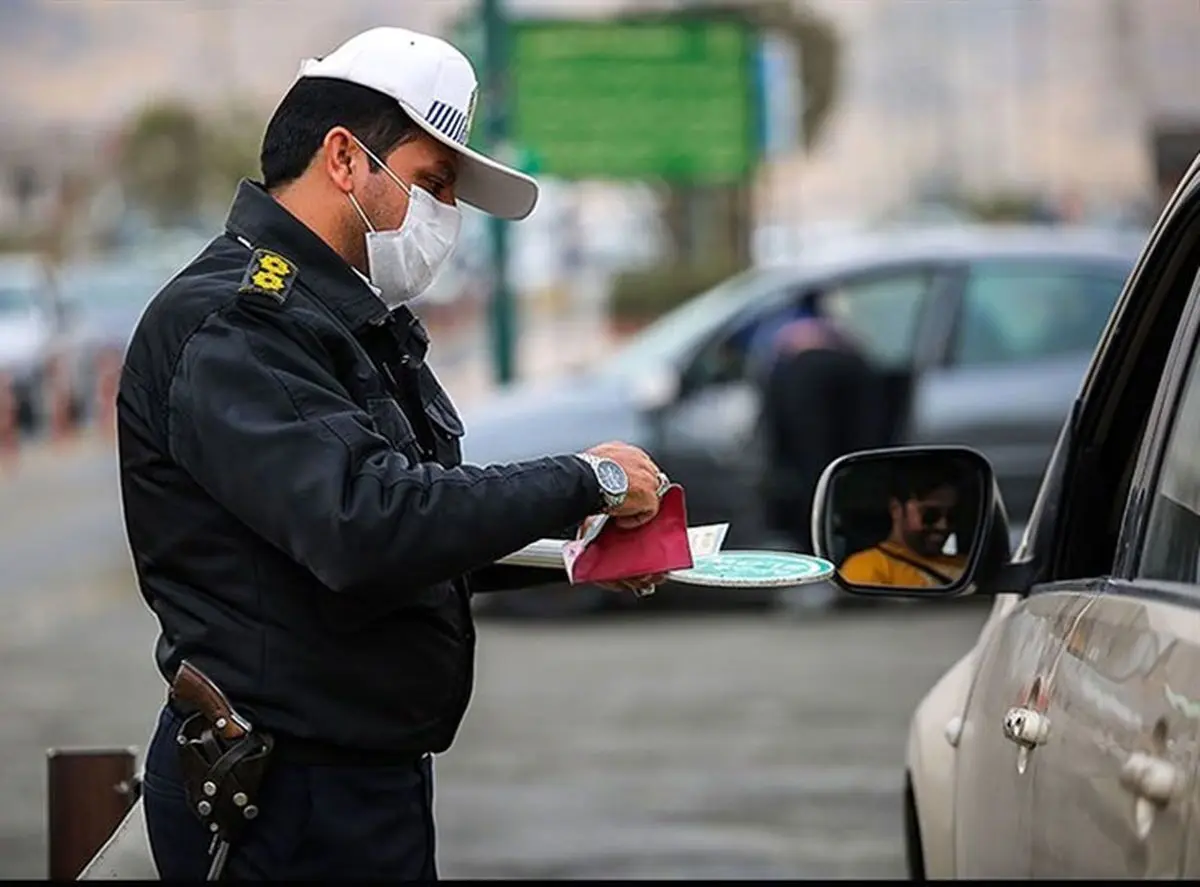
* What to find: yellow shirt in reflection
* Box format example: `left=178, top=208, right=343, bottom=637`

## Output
left=839, top=542, right=967, bottom=588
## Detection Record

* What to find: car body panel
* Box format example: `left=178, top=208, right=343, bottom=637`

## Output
left=461, top=371, right=648, bottom=465
left=952, top=590, right=1069, bottom=878
left=899, top=156, right=1200, bottom=878
left=906, top=590, right=1021, bottom=879
left=905, top=646, right=973, bottom=880
left=1029, top=586, right=1200, bottom=878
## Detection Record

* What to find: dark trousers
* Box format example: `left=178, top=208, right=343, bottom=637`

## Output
left=142, top=706, right=438, bottom=880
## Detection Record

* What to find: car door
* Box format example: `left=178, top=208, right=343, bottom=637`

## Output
left=1026, top=267, right=1200, bottom=878
left=950, top=589, right=1065, bottom=878
left=906, top=260, right=1129, bottom=526
left=650, top=288, right=802, bottom=545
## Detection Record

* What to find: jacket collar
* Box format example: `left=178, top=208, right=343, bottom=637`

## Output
left=224, top=179, right=422, bottom=337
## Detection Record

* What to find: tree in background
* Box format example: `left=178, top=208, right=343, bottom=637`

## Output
left=117, top=101, right=206, bottom=227
left=116, top=99, right=264, bottom=229
left=662, top=0, right=842, bottom=271
left=202, top=103, right=266, bottom=207
left=622, top=0, right=842, bottom=327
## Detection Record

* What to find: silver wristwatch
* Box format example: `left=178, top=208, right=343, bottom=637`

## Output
left=575, top=453, right=629, bottom=512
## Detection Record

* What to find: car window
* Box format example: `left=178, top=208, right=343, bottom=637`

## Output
left=606, top=266, right=801, bottom=378
left=1138, top=332, right=1200, bottom=584
left=682, top=300, right=804, bottom=390
left=953, top=263, right=1127, bottom=367
left=822, top=270, right=933, bottom=369
left=681, top=268, right=933, bottom=389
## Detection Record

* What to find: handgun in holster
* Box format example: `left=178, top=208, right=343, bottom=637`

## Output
left=169, top=660, right=275, bottom=879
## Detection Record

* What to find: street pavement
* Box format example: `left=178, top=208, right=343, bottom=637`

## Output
left=0, top=331, right=989, bottom=878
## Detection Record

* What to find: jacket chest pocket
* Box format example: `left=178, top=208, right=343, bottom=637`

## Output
left=365, top=397, right=421, bottom=461
left=423, top=389, right=465, bottom=467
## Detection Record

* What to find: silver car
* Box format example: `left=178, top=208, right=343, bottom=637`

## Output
left=815, top=155, right=1200, bottom=878
left=462, top=225, right=1143, bottom=617
left=0, top=255, right=60, bottom=429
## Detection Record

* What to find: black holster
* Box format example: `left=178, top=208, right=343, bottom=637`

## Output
left=175, top=713, right=275, bottom=845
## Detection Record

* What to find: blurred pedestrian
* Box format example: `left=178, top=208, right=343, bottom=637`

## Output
left=757, top=290, right=885, bottom=552
left=117, top=26, right=669, bottom=881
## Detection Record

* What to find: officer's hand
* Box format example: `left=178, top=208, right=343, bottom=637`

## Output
left=597, top=572, right=669, bottom=597
left=573, top=514, right=669, bottom=598
left=584, top=441, right=666, bottom=529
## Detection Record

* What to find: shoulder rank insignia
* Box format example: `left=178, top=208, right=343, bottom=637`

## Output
left=239, top=249, right=297, bottom=303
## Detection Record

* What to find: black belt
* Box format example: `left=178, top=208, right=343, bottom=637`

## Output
left=165, top=700, right=428, bottom=768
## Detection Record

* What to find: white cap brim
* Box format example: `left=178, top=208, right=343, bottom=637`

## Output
left=295, top=27, right=539, bottom=221
left=402, top=100, right=538, bottom=222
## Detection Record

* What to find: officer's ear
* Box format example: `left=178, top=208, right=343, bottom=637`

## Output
left=321, top=127, right=359, bottom=194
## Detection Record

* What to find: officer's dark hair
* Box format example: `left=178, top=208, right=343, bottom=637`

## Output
left=260, top=77, right=421, bottom=192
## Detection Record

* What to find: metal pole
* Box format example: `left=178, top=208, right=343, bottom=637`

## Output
left=482, top=0, right=516, bottom=385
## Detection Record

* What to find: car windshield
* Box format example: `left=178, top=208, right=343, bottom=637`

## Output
left=603, top=266, right=800, bottom=376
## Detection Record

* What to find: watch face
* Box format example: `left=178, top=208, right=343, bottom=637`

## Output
left=596, top=459, right=628, bottom=495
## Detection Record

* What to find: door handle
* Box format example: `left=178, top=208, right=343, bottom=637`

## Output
left=1003, top=706, right=1050, bottom=774
left=1120, top=751, right=1184, bottom=804
left=1121, top=751, right=1186, bottom=841
left=1003, top=706, right=1050, bottom=747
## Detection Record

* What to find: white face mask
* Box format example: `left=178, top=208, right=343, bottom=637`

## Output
left=347, top=137, right=462, bottom=308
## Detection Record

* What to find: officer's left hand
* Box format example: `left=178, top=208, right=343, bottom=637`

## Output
left=597, top=572, right=668, bottom=597
left=575, top=515, right=667, bottom=597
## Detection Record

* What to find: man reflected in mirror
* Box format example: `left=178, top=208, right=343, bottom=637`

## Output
left=840, top=461, right=968, bottom=587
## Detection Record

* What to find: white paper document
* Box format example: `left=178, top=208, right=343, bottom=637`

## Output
left=497, top=523, right=730, bottom=571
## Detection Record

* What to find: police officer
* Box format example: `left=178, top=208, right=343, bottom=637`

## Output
left=118, top=27, right=669, bottom=880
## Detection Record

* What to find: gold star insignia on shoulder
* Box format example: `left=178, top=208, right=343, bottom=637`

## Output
left=239, top=249, right=297, bottom=303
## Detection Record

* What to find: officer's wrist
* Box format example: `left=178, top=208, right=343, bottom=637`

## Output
left=570, top=453, right=606, bottom=512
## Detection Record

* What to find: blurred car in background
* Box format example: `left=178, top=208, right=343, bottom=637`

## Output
left=52, top=237, right=208, bottom=424
left=0, top=254, right=61, bottom=430
left=460, top=225, right=1144, bottom=618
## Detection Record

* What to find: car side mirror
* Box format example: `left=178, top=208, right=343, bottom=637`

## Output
left=811, top=445, right=1013, bottom=599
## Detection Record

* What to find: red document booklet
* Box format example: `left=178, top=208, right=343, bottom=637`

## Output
left=563, top=484, right=695, bottom=585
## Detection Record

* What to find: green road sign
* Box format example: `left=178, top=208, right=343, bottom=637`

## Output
left=509, top=17, right=759, bottom=184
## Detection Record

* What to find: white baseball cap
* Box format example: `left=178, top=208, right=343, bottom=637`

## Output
left=297, top=27, right=539, bottom=221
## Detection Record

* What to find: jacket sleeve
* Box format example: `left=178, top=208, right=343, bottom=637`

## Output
left=467, top=564, right=568, bottom=594
left=167, top=303, right=602, bottom=596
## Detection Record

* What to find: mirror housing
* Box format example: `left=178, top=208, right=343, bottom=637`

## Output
left=811, top=445, right=1013, bottom=599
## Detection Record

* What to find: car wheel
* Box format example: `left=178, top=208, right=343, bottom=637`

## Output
left=903, top=773, right=926, bottom=881
left=473, top=582, right=611, bottom=620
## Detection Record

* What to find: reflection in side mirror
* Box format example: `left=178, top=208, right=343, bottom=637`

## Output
left=811, top=446, right=1007, bottom=598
